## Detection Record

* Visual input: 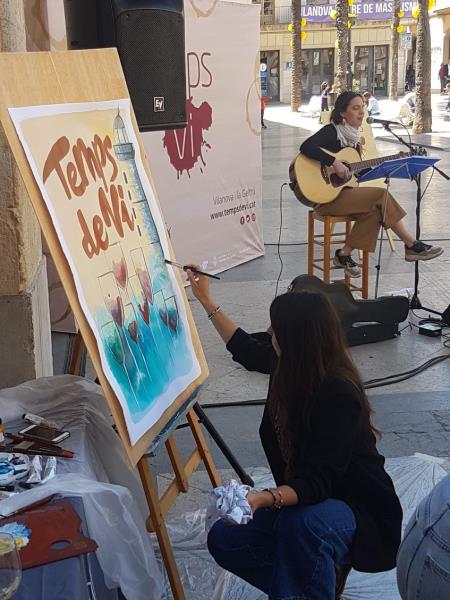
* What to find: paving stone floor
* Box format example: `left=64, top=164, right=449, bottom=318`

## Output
left=150, top=118, right=450, bottom=483
left=51, top=113, right=450, bottom=520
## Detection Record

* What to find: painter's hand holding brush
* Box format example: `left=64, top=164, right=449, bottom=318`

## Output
left=186, top=265, right=238, bottom=343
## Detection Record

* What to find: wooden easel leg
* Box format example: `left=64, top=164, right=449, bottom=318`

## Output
left=165, top=437, right=189, bottom=493
left=187, top=409, right=221, bottom=488
left=138, top=457, right=186, bottom=600
left=67, top=331, right=85, bottom=375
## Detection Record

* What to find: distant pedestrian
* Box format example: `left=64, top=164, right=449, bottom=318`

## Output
left=261, top=94, right=272, bottom=129
left=321, top=81, right=330, bottom=111
left=362, top=91, right=381, bottom=116
left=438, top=63, right=448, bottom=93
left=319, top=82, right=331, bottom=123
left=405, top=65, right=415, bottom=91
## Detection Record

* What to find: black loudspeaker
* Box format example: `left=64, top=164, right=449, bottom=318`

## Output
left=63, top=0, right=187, bottom=131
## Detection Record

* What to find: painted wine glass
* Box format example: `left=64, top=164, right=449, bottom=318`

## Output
left=153, top=289, right=177, bottom=368
left=99, top=272, right=125, bottom=327
left=129, top=274, right=151, bottom=327
left=129, top=274, right=171, bottom=382
left=101, top=321, right=140, bottom=411
left=164, top=295, right=179, bottom=333
left=99, top=272, right=142, bottom=410
left=0, top=533, right=21, bottom=600
left=130, top=247, right=153, bottom=304
left=109, top=242, right=128, bottom=291
left=124, top=301, right=152, bottom=383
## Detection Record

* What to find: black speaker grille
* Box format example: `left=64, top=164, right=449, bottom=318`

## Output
left=117, top=9, right=187, bottom=131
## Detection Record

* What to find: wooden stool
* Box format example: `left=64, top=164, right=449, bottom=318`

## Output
left=308, top=210, right=369, bottom=299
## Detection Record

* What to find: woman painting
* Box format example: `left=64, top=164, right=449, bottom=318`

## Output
left=187, top=268, right=403, bottom=600
left=300, top=91, right=442, bottom=277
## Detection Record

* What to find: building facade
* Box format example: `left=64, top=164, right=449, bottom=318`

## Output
left=259, top=0, right=450, bottom=103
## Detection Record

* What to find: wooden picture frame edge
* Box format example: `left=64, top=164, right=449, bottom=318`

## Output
left=0, top=49, right=209, bottom=466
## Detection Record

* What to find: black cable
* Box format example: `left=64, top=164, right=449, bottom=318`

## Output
left=363, top=353, right=450, bottom=386
left=200, top=347, right=450, bottom=409
left=364, top=355, right=450, bottom=388
left=399, top=322, right=412, bottom=333
left=274, top=183, right=289, bottom=298
left=443, top=331, right=450, bottom=349
left=418, top=168, right=434, bottom=203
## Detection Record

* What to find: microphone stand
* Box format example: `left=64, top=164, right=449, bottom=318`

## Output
left=381, top=123, right=449, bottom=317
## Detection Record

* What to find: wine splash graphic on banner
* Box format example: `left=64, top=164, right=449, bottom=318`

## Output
left=163, top=96, right=213, bottom=179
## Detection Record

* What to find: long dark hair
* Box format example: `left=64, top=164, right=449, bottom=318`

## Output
left=331, top=91, right=363, bottom=124
left=269, top=291, right=379, bottom=461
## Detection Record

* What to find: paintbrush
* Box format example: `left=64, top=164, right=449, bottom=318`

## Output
left=165, top=259, right=220, bottom=280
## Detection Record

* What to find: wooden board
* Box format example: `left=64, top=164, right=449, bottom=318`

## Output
left=0, top=50, right=209, bottom=465
left=1, top=499, right=97, bottom=569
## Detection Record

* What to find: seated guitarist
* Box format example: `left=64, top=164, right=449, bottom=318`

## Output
left=300, top=91, right=443, bottom=277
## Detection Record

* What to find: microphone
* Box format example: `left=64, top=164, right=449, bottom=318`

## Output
left=366, top=116, right=402, bottom=126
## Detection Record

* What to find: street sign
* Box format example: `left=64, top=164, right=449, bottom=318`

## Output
left=400, top=32, right=413, bottom=50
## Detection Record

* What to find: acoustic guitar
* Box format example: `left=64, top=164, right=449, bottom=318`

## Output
left=289, top=147, right=408, bottom=208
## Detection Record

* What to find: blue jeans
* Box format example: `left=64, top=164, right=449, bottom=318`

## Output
left=397, top=474, right=450, bottom=599
left=207, top=498, right=356, bottom=600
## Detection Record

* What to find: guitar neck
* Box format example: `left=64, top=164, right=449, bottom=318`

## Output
left=350, top=153, right=409, bottom=174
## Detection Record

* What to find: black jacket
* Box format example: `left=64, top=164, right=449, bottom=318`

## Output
left=226, top=327, right=403, bottom=573
left=300, top=123, right=354, bottom=166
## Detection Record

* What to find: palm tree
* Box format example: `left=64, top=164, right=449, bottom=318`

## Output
left=389, top=0, right=401, bottom=100
left=413, top=0, right=432, bottom=133
left=335, top=0, right=348, bottom=93
left=291, top=0, right=302, bottom=111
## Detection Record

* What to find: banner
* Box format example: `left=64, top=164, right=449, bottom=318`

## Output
left=142, top=0, right=264, bottom=273
left=302, top=0, right=418, bottom=22
left=10, top=99, right=203, bottom=446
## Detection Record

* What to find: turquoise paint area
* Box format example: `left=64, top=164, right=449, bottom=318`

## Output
left=96, top=295, right=194, bottom=423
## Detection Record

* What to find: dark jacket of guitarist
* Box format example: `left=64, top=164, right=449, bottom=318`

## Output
left=299, top=91, right=443, bottom=278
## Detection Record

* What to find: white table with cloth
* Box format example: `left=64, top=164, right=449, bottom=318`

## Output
left=0, top=375, right=162, bottom=600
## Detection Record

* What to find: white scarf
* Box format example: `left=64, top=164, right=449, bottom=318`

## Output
left=333, top=122, right=361, bottom=148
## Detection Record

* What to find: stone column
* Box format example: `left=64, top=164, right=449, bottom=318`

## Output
left=0, top=0, right=52, bottom=387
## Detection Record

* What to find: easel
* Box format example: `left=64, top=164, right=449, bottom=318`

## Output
left=68, top=332, right=220, bottom=599
left=0, top=49, right=221, bottom=600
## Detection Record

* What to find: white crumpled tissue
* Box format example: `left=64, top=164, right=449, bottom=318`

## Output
left=206, top=479, right=253, bottom=532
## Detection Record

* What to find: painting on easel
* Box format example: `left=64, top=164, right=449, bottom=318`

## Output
left=10, top=99, right=203, bottom=445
